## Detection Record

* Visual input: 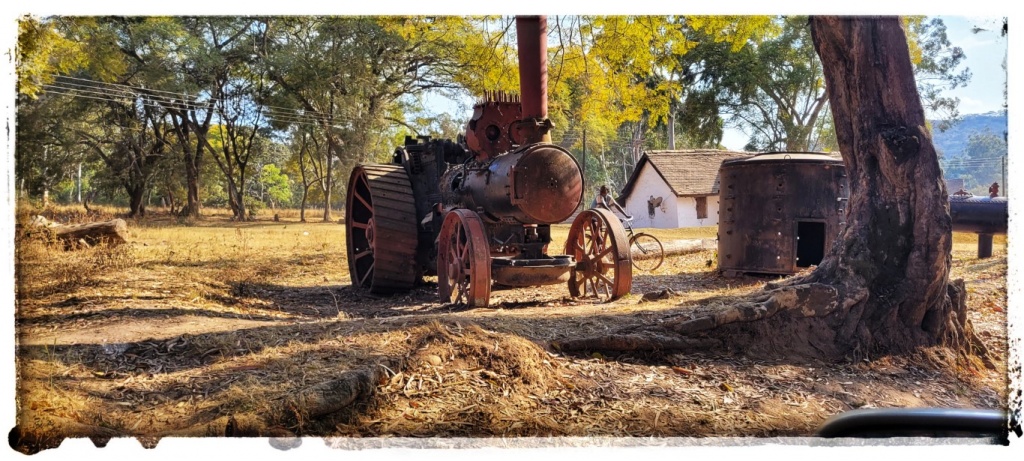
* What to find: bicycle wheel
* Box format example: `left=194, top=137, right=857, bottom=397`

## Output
left=629, top=233, right=664, bottom=271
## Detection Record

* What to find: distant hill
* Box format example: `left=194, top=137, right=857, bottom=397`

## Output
left=930, top=111, right=1007, bottom=157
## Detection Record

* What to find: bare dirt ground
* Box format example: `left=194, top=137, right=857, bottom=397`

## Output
left=11, top=207, right=1010, bottom=453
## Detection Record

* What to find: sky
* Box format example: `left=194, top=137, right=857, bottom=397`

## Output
left=939, top=16, right=1008, bottom=115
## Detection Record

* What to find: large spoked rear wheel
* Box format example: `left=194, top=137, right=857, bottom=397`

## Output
left=345, top=164, right=419, bottom=294
left=565, top=208, right=632, bottom=301
left=630, top=232, right=665, bottom=271
left=437, top=209, right=491, bottom=307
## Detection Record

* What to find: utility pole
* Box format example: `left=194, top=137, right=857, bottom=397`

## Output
left=42, top=146, right=49, bottom=207
left=581, top=128, right=588, bottom=205
left=76, top=163, right=82, bottom=203
left=1002, top=155, right=1007, bottom=197
left=667, top=110, right=676, bottom=149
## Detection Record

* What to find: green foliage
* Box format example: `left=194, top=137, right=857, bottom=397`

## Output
left=906, top=17, right=972, bottom=130
left=541, top=14, right=774, bottom=175
left=16, top=16, right=88, bottom=97
left=243, top=196, right=263, bottom=218
left=258, top=164, right=293, bottom=207
left=691, top=16, right=829, bottom=151
left=932, top=112, right=1006, bottom=157
left=690, top=15, right=969, bottom=152
left=202, top=182, right=229, bottom=208
left=15, top=91, right=89, bottom=197
left=942, top=130, right=1007, bottom=194
left=17, top=14, right=975, bottom=216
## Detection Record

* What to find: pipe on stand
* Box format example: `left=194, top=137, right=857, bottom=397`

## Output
left=949, top=195, right=1008, bottom=259
left=977, top=233, right=994, bottom=259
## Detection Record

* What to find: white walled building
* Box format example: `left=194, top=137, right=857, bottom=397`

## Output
left=617, top=150, right=752, bottom=229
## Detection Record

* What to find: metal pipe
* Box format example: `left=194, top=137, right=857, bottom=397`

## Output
left=949, top=196, right=1007, bottom=259
left=515, top=16, right=550, bottom=144
left=949, top=196, right=1008, bottom=234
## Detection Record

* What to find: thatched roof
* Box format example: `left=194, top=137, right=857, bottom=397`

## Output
left=619, top=150, right=754, bottom=200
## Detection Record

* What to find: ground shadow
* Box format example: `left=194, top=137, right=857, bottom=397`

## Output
left=17, top=306, right=292, bottom=329
left=223, top=281, right=442, bottom=318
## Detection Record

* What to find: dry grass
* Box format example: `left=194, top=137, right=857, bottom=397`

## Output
left=11, top=209, right=1010, bottom=453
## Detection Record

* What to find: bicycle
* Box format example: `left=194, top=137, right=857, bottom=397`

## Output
left=620, top=216, right=665, bottom=272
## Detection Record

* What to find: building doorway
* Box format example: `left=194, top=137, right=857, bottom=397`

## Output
left=796, top=221, right=826, bottom=268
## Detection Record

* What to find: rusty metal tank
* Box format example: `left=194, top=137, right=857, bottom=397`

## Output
left=439, top=142, right=584, bottom=224
left=717, top=152, right=848, bottom=276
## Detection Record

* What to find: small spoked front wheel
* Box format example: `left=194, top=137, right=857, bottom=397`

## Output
left=565, top=208, right=632, bottom=301
left=437, top=209, right=491, bottom=308
left=629, top=232, right=664, bottom=271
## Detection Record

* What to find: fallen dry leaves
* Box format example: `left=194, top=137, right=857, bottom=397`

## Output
left=11, top=209, right=1010, bottom=453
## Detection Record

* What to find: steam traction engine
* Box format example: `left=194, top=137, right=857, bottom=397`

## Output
left=344, top=16, right=632, bottom=307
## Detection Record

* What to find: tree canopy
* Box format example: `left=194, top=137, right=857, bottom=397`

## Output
left=15, top=15, right=977, bottom=214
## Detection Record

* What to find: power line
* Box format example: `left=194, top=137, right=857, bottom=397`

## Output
left=45, top=75, right=663, bottom=153
left=51, top=74, right=351, bottom=120
left=46, top=75, right=661, bottom=154
left=44, top=81, right=338, bottom=127
left=42, top=84, right=331, bottom=132
left=40, top=82, right=374, bottom=131
left=41, top=75, right=702, bottom=177
left=45, top=74, right=377, bottom=127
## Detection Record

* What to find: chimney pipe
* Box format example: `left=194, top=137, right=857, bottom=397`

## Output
left=515, top=16, right=551, bottom=144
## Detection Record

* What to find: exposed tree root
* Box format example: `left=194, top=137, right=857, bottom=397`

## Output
left=165, top=364, right=390, bottom=438
left=555, top=284, right=838, bottom=353
left=937, top=280, right=995, bottom=369
left=554, top=277, right=993, bottom=371
left=553, top=333, right=721, bottom=353
left=667, top=284, right=838, bottom=335
left=281, top=365, right=388, bottom=423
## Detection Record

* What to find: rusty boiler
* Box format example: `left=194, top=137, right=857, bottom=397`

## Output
left=439, top=142, right=584, bottom=225
left=717, top=152, right=849, bottom=276
left=345, top=16, right=632, bottom=307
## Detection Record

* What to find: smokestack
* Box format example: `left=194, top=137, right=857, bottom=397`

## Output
left=515, top=16, right=551, bottom=143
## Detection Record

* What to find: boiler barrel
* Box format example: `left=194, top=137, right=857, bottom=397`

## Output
left=949, top=196, right=1007, bottom=234
left=717, top=152, right=848, bottom=275
left=460, top=143, right=583, bottom=224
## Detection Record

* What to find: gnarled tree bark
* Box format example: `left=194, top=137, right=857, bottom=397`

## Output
left=556, top=16, right=988, bottom=363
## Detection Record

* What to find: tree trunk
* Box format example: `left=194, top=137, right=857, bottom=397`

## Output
left=220, top=173, right=246, bottom=221
left=555, top=16, right=986, bottom=363
left=127, top=185, right=146, bottom=218
left=229, top=185, right=246, bottom=221
left=165, top=188, right=176, bottom=215
left=803, top=16, right=979, bottom=356
left=299, top=185, right=309, bottom=223
left=168, top=106, right=209, bottom=219
left=322, top=133, right=342, bottom=223
left=322, top=177, right=332, bottom=222
left=183, top=156, right=201, bottom=218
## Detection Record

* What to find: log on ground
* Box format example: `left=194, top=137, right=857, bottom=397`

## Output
left=53, top=219, right=129, bottom=248
left=282, top=367, right=385, bottom=421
